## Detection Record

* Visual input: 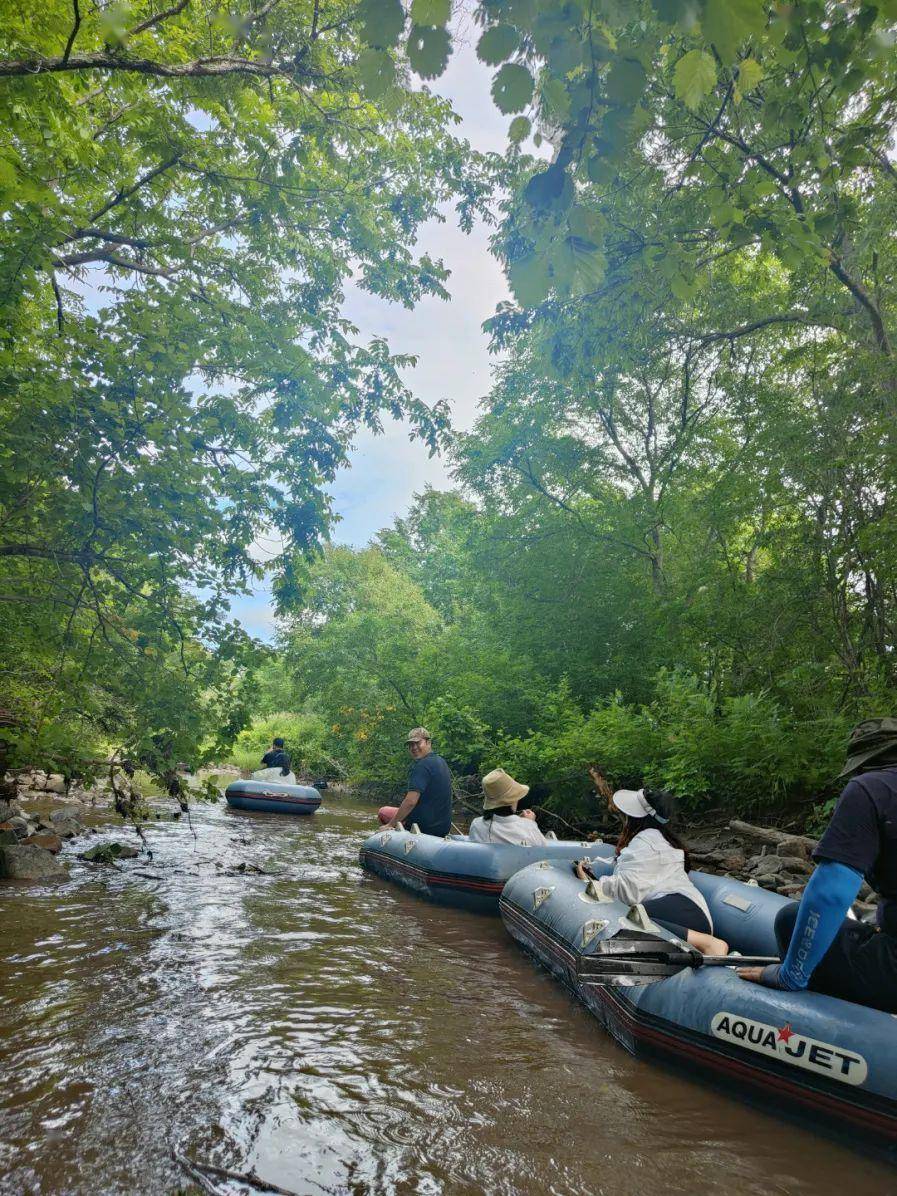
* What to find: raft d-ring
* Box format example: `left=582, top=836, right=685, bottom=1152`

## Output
left=379, top=833, right=391, bottom=846
left=404, top=839, right=415, bottom=855
left=624, top=903, right=660, bottom=933
left=537, top=860, right=553, bottom=870
left=581, top=919, right=609, bottom=948
left=532, top=885, right=555, bottom=911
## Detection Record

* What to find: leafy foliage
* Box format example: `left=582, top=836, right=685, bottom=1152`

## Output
left=0, top=0, right=488, bottom=784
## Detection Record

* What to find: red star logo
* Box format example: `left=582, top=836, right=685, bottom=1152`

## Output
left=777, top=1023, right=795, bottom=1044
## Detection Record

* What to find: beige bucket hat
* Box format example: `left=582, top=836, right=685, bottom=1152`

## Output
left=482, top=768, right=530, bottom=811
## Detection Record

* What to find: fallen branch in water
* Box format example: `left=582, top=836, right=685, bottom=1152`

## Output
left=172, top=1148, right=298, bottom=1195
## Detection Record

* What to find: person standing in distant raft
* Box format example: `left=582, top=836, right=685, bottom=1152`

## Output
left=253, top=737, right=297, bottom=786
left=382, top=727, right=453, bottom=837
left=468, top=769, right=548, bottom=846
left=739, top=718, right=897, bottom=1013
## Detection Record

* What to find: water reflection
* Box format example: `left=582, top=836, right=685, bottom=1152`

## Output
left=0, top=798, right=893, bottom=1195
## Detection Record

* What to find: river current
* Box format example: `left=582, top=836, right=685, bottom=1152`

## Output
left=1, top=794, right=894, bottom=1195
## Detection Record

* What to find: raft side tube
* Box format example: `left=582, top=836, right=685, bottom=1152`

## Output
left=225, top=779, right=322, bottom=816
left=499, top=861, right=897, bottom=1155
left=359, top=829, right=614, bottom=913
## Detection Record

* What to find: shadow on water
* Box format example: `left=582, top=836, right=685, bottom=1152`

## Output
left=0, top=797, right=894, bottom=1195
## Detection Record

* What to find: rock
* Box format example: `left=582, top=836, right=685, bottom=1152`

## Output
left=45, top=773, right=66, bottom=795
left=22, top=832, right=63, bottom=854
left=0, top=816, right=30, bottom=839
left=0, top=843, right=68, bottom=880
left=80, top=841, right=139, bottom=863
left=23, top=770, right=48, bottom=791
left=775, top=837, right=813, bottom=860
left=0, top=829, right=18, bottom=846
left=720, top=852, right=746, bottom=872
left=48, top=807, right=84, bottom=838
left=0, top=798, right=23, bottom=821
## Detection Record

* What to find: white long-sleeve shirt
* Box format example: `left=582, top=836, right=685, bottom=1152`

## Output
left=468, top=814, right=548, bottom=847
left=596, top=829, right=712, bottom=928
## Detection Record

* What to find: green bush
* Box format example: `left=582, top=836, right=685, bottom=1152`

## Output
left=223, top=711, right=336, bottom=777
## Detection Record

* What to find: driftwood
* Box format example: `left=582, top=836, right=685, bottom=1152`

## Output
left=728, top=820, right=818, bottom=858
left=172, top=1148, right=298, bottom=1195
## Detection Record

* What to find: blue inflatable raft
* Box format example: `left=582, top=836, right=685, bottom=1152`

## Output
left=359, top=827, right=615, bottom=913
left=500, top=857, right=897, bottom=1155
left=225, top=779, right=322, bottom=816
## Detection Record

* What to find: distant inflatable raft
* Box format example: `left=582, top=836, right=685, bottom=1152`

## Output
left=500, top=858, right=897, bottom=1155
left=225, top=779, right=322, bottom=816
left=359, top=827, right=615, bottom=913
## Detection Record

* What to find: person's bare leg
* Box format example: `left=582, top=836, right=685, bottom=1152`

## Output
left=687, top=929, right=729, bottom=956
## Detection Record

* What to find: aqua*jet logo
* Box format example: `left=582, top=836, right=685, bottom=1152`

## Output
left=710, top=1012, right=868, bottom=1086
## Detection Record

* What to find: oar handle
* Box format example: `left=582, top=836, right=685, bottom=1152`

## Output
left=698, top=955, right=779, bottom=968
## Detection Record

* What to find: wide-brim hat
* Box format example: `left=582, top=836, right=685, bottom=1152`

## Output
left=611, top=788, right=668, bottom=823
left=838, top=717, right=897, bottom=778
left=482, top=768, right=530, bottom=810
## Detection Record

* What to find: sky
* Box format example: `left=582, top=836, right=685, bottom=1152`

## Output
left=231, top=32, right=516, bottom=639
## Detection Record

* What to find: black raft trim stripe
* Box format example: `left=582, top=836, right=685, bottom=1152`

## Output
left=499, top=897, right=897, bottom=1140
left=361, top=849, right=504, bottom=894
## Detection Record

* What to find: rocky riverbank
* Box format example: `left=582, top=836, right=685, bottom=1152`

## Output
left=0, top=767, right=140, bottom=880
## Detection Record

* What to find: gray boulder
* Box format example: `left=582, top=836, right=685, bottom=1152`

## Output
left=45, top=773, right=67, bottom=795
left=0, top=844, right=68, bottom=880
left=48, top=807, right=84, bottom=838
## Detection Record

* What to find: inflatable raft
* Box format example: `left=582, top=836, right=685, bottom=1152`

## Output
left=225, top=779, right=322, bottom=816
left=359, top=827, right=615, bottom=913
left=500, top=858, right=897, bottom=1154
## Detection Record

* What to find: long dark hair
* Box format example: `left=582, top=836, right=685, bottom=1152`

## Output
left=615, top=788, right=691, bottom=871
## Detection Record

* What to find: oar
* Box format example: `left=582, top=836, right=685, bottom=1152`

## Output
left=576, top=931, right=778, bottom=987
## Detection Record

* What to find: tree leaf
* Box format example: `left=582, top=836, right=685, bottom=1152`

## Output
left=673, top=49, right=717, bottom=109
left=357, top=48, right=396, bottom=98
left=410, top=0, right=451, bottom=27
left=406, top=25, right=451, bottom=78
left=491, top=63, right=535, bottom=113
left=540, top=76, right=571, bottom=121
left=477, top=24, right=520, bottom=65
left=358, top=0, right=406, bottom=48
left=605, top=57, right=647, bottom=106
left=508, top=252, right=552, bottom=306
left=509, top=115, right=531, bottom=143
left=738, top=56, right=764, bottom=93
left=703, top=0, right=767, bottom=61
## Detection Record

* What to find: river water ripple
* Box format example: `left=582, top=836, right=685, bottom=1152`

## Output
left=1, top=796, right=894, bottom=1195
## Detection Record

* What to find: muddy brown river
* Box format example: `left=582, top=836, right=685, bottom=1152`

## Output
left=1, top=795, right=895, bottom=1195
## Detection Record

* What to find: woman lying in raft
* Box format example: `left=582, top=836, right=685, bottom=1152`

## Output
left=575, top=786, right=728, bottom=956
left=468, top=769, right=548, bottom=847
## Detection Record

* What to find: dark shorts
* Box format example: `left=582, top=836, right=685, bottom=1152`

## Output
left=644, top=893, right=711, bottom=940
left=775, top=902, right=897, bottom=1014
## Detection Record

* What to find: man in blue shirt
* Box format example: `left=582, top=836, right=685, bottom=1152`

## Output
left=739, top=718, right=897, bottom=1012
left=382, top=726, right=453, bottom=837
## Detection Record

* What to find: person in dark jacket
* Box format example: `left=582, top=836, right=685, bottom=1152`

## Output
left=739, top=718, right=897, bottom=1013
left=382, top=727, right=452, bottom=837
left=260, top=737, right=292, bottom=777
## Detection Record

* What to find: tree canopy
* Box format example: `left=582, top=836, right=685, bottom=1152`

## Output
left=0, top=0, right=488, bottom=780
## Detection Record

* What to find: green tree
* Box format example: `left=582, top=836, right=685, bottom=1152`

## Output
left=0, top=0, right=488, bottom=780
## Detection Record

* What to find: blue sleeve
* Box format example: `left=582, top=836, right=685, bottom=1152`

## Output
left=770, top=860, right=863, bottom=991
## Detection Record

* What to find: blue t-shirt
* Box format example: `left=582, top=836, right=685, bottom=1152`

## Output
left=407, top=753, right=453, bottom=836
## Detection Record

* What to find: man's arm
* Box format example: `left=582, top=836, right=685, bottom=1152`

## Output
left=738, top=860, right=862, bottom=989
left=385, top=790, right=420, bottom=829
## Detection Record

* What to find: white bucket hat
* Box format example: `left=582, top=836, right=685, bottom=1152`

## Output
left=611, top=788, right=669, bottom=823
